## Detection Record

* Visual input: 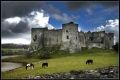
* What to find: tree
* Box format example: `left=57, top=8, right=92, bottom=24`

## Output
left=112, top=42, right=119, bottom=53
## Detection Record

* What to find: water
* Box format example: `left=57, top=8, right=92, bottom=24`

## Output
left=1, top=62, right=23, bottom=72
left=1, top=55, right=23, bottom=72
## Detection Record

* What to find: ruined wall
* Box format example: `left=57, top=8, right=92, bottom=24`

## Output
left=29, top=22, right=114, bottom=53
left=29, top=28, right=48, bottom=51
left=79, top=31, right=106, bottom=49
left=60, top=22, right=81, bottom=53
left=78, top=31, right=86, bottom=47
left=44, top=29, right=62, bottom=47
left=87, top=32, right=104, bottom=48
left=104, top=33, right=114, bottom=49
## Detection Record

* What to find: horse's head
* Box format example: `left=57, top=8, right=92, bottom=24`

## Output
left=30, top=63, right=34, bottom=67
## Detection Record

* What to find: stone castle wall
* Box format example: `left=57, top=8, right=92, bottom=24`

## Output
left=29, top=22, right=114, bottom=53
left=44, top=29, right=62, bottom=47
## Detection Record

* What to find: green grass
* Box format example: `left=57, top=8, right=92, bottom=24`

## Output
left=2, top=48, right=28, bottom=55
left=1, top=47, right=119, bottom=79
left=2, top=48, right=28, bottom=51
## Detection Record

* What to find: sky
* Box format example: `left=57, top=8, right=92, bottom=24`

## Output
left=1, top=1, right=119, bottom=45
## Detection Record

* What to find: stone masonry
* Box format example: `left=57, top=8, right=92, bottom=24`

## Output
left=29, top=22, right=114, bottom=53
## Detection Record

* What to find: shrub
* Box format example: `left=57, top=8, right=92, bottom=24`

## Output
left=112, top=42, right=119, bottom=53
left=39, top=51, right=51, bottom=59
left=25, top=52, right=32, bottom=58
left=81, top=47, right=88, bottom=51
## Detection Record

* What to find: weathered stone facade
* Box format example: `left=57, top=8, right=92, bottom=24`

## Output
left=29, top=22, right=114, bottom=53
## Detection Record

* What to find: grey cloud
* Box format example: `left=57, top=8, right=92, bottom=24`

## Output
left=86, top=8, right=93, bottom=15
left=66, top=1, right=118, bottom=11
left=1, top=20, right=30, bottom=38
left=45, top=4, right=62, bottom=15
left=44, top=4, right=80, bottom=22
left=10, top=21, right=30, bottom=33
left=1, top=1, right=45, bottom=19
left=66, top=2, right=93, bottom=11
left=101, top=7, right=118, bottom=15
left=2, top=28, right=17, bottom=38
left=1, top=1, right=80, bottom=39
left=99, top=2, right=118, bottom=7
left=87, top=17, right=105, bottom=24
left=71, top=15, right=80, bottom=20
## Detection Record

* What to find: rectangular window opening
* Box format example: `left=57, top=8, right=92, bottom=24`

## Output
left=67, top=36, right=69, bottom=39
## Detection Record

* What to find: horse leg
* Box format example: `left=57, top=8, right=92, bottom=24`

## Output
left=26, top=66, right=27, bottom=70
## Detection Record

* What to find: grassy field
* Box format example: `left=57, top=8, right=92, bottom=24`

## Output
left=2, top=48, right=28, bottom=55
left=1, top=48, right=119, bottom=79
left=2, top=48, right=28, bottom=51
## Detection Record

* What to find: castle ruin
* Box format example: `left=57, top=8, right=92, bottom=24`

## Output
left=29, top=22, right=114, bottom=53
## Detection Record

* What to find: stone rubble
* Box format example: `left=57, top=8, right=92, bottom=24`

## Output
left=20, top=65, right=119, bottom=79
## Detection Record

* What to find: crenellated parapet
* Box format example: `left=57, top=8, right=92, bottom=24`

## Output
left=29, top=22, right=114, bottom=53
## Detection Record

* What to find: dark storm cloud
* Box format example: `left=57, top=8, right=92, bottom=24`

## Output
left=9, top=21, right=30, bottom=33
left=44, top=4, right=80, bottom=22
left=1, top=1, right=45, bottom=19
left=45, top=4, right=62, bottom=15
left=66, top=1, right=118, bottom=11
left=99, top=2, right=118, bottom=7
left=2, top=28, right=17, bottom=38
left=66, top=2, right=94, bottom=11
left=1, top=20, right=30, bottom=38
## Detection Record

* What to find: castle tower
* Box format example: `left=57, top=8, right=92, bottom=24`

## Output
left=60, top=22, right=81, bottom=53
left=29, top=27, right=48, bottom=52
left=105, top=33, right=114, bottom=49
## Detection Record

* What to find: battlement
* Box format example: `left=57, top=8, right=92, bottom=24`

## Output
left=62, top=22, right=78, bottom=27
left=69, top=22, right=74, bottom=24
left=29, top=22, right=114, bottom=53
left=31, top=27, right=48, bottom=31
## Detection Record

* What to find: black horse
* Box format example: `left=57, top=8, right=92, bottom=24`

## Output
left=42, top=62, right=48, bottom=68
left=25, top=63, right=34, bottom=70
left=86, top=59, right=93, bottom=65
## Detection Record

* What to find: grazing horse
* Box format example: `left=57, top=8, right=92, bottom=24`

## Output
left=42, top=62, right=48, bottom=68
left=86, top=59, right=93, bottom=65
left=25, top=63, right=34, bottom=70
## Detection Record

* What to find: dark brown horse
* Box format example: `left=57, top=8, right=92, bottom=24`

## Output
left=86, top=59, right=93, bottom=65
left=42, top=62, right=48, bottom=68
